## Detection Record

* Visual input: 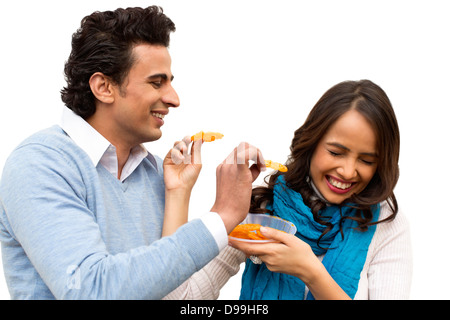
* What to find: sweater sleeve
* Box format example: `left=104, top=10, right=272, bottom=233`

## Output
left=365, top=203, right=413, bottom=299
left=163, top=246, right=246, bottom=300
left=0, top=142, right=220, bottom=299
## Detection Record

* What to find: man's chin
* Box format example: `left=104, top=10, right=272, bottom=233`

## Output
left=144, top=130, right=163, bottom=143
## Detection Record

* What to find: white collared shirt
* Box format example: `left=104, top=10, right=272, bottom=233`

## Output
left=60, top=106, right=157, bottom=181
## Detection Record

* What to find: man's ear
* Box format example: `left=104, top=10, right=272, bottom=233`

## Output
left=89, top=72, right=115, bottom=104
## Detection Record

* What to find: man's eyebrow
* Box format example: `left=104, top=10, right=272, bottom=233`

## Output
left=147, top=73, right=174, bottom=81
left=326, top=142, right=378, bottom=157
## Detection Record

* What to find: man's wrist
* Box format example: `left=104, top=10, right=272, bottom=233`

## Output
left=200, top=212, right=228, bottom=250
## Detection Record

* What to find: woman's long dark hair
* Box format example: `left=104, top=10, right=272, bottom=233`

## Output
left=251, top=80, right=400, bottom=243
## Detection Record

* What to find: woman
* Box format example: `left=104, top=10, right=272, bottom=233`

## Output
left=232, top=79, right=412, bottom=299
left=164, top=79, right=412, bottom=300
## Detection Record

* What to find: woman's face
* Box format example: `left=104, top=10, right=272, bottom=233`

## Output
left=309, top=109, right=378, bottom=204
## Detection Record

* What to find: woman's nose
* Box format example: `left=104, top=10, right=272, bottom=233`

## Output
left=336, top=159, right=358, bottom=180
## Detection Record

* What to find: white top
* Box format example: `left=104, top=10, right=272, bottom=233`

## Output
left=60, top=106, right=155, bottom=181
left=164, top=201, right=413, bottom=300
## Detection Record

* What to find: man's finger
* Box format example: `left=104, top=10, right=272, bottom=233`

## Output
left=223, top=142, right=265, bottom=168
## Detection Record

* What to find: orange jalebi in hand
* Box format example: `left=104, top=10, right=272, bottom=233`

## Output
left=191, top=131, right=224, bottom=142
left=229, top=224, right=269, bottom=240
left=265, top=160, right=288, bottom=172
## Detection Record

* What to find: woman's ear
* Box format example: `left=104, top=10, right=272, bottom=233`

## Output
left=89, top=72, right=115, bottom=104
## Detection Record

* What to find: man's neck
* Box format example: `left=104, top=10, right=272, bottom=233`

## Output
left=87, top=112, right=135, bottom=180
left=114, top=145, right=132, bottom=179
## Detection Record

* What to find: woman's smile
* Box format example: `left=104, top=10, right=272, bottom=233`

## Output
left=325, top=175, right=356, bottom=194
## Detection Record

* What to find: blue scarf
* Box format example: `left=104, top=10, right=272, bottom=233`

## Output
left=240, top=175, right=380, bottom=300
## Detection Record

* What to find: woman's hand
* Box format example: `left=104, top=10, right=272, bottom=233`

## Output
left=163, top=136, right=202, bottom=193
left=229, top=226, right=351, bottom=300
left=230, top=226, right=319, bottom=280
left=162, top=136, right=202, bottom=236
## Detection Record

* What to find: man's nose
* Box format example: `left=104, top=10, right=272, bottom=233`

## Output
left=162, top=84, right=180, bottom=108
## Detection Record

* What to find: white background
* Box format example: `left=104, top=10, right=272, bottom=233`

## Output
left=1, top=0, right=449, bottom=300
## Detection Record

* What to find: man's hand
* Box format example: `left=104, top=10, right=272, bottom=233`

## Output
left=211, top=142, right=266, bottom=234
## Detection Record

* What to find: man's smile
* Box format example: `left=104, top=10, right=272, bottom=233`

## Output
left=151, top=112, right=166, bottom=120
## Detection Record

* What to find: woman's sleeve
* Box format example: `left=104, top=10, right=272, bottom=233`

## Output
left=163, top=246, right=246, bottom=299
left=366, top=204, right=413, bottom=299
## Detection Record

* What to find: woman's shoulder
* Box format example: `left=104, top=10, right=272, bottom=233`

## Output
left=363, top=201, right=413, bottom=300
left=378, top=200, right=408, bottom=225
left=372, top=200, right=411, bottom=247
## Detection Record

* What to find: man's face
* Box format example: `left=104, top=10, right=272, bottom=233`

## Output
left=110, top=44, right=180, bottom=146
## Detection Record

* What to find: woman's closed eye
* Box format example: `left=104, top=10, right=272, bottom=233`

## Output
left=360, top=158, right=376, bottom=166
left=328, top=150, right=341, bottom=157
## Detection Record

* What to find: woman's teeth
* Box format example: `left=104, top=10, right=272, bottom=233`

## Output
left=152, top=112, right=165, bottom=119
left=327, top=176, right=352, bottom=190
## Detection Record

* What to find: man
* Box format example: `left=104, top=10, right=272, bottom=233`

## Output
left=0, top=6, right=264, bottom=299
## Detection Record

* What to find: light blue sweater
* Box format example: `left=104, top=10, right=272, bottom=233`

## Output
left=0, top=125, right=219, bottom=299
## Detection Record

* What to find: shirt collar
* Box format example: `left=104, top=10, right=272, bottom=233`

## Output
left=59, top=106, right=158, bottom=177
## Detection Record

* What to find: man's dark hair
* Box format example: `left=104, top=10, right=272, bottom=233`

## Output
left=61, top=6, right=176, bottom=119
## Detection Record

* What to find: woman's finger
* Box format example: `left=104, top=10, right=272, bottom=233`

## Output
left=228, top=239, right=277, bottom=257
left=170, top=148, right=185, bottom=165
left=259, top=226, right=293, bottom=244
left=190, top=138, right=202, bottom=165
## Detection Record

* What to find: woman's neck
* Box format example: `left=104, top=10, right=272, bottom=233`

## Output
left=308, top=177, right=331, bottom=206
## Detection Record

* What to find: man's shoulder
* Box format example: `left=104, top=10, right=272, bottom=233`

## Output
left=17, top=125, right=70, bottom=148
left=6, top=125, right=90, bottom=170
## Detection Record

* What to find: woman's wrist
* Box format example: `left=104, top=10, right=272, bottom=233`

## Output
left=299, top=258, right=327, bottom=288
left=293, top=252, right=323, bottom=286
left=299, top=259, right=351, bottom=300
left=165, top=187, right=192, bottom=202
left=162, top=188, right=192, bottom=236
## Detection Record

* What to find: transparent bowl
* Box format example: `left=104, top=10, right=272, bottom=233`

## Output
left=228, top=213, right=297, bottom=243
